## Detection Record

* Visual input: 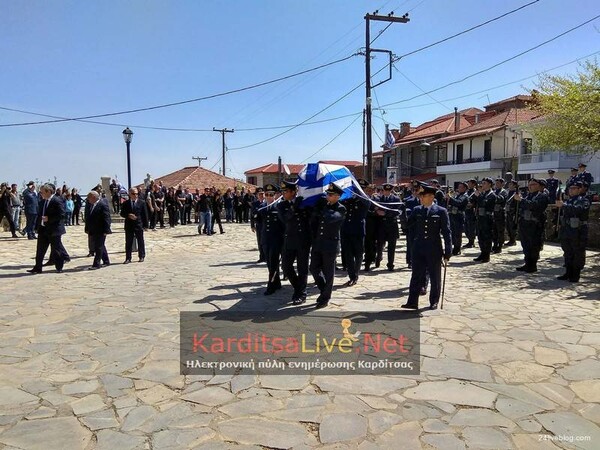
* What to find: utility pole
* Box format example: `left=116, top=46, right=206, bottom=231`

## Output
left=364, top=11, right=409, bottom=182
left=192, top=156, right=208, bottom=167
left=278, top=156, right=282, bottom=186
left=213, top=128, right=234, bottom=176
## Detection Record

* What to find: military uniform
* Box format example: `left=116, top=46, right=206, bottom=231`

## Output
left=565, top=169, right=579, bottom=192
left=402, top=191, right=420, bottom=265
left=341, top=183, right=370, bottom=285
left=446, top=186, right=468, bottom=255
left=504, top=185, right=519, bottom=246
left=363, top=191, right=380, bottom=271
left=516, top=180, right=549, bottom=273
left=545, top=175, right=561, bottom=204
left=492, top=183, right=508, bottom=253
left=471, top=182, right=496, bottom=263
left=277, top=181, right=312, bottom=304
left=576, top=164, right=594, bottom=186
left=309, top=184, right=346, bottom=308
left=402, top=187, right=452, bottom=310
left=250, top=188, right=265, bottom=262
left=558, top=187, right=590, bottom=282
left=464, top=182, right=477, bottom=247
left=259, top=185, right=284, bottom=295
left=376, top=184, right=402, bottom=271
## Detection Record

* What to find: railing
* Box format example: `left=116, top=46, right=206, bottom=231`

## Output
left=437, top=156, right=490, bottom=166
left=519, top=151, right=580, bottom=165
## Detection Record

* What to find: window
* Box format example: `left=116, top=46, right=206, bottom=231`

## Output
left=437, top=145, right=447, bottom=163
left=484, top=139, right=492, bottom=161
left=456, top=144, right=464, bottom=164
left=247, top=176, right=257, bottom=185
left=521, top=138, right=533, bottom=154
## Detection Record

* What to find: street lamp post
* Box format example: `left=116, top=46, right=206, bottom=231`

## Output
left=122, top=127, right=134, bottom=189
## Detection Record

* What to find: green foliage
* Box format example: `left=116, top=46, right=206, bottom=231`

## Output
left=527, top=60, right=600, bottom=154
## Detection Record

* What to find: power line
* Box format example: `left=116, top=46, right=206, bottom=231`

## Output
left=228, top=80, right=366, bottom=150
left=393, top=66, right=453, bottom=111
left=379, top=49, right=600, bottom=110
left=300, top=113, right=363, bottom=163
left=382, top=13, right=600, bottom=108
left=0, top=53, right=359, bottom=128
left=395, top=0, right=542, bottom=61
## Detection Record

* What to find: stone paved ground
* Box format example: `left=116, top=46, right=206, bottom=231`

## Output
left=0, top=222, right=599, bottom=450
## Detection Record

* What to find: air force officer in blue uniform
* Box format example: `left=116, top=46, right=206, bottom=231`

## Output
left=402, top=185, right=452, bottom=310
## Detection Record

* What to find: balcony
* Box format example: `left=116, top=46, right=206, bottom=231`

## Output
left=518, top=151, right=580, bottom=173
left=436, top=157, right=503, bottom=174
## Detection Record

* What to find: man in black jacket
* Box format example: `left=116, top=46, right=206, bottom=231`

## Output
left=28, top=183, right=68, bottom=273
left=85, top=191, right=112, bottom=269
left=309, top=183, right=346, bottom=309
left=120, top=188, right=149, bottom=263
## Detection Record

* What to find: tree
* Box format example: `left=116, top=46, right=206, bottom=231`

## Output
left=528, top=60, right=600, bottom=155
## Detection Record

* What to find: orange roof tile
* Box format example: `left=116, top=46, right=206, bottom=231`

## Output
left=137, top=166, right=256, bottom=192
left=318, top=160, right=362, bottom=167
left=244, top=163, right=306, bottom=174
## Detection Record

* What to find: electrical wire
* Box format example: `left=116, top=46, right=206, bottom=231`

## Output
left=300, top=113, right=363, bottom=163
left=382, top=13, right=600, bottom=108
left=395, top=0, right=542, bottom=61
left=0, top=53, right=359, bottom=127
left=393, top=65, right=453, bottom=111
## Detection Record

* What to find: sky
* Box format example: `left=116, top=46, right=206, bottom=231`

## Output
left=1, top=0, right=599, bottom=190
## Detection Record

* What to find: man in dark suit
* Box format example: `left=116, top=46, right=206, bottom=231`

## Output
left=259, top=184, right=285, bottom=295
left=85, top=191, right=112, bottom=269
left=375, top=183, right=401, bottom=271
left=120, top=188, right=149, bottom=263
left=27, top=183, right=68, bottom=274
left=402, top=185, right=452, bottom=310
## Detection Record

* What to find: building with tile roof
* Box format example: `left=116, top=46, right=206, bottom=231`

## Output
left=137, top=166, right=256, bottom=193
left=244, top=160, right=363, bottom=187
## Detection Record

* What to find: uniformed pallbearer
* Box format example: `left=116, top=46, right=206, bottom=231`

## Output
left=556, top=181, right=590, bottom=282
left=309, top=183, right=346, bottom=309
left=259, top=184, right=284, bottom=295
left=504, top=180, right=519, bottom=247
left=277, top=180, right=312, bottom=304
left=492, top=178, right=508, bottom=253
left=341, top=179, right=370, bottom=286
left=445, top=181, right=468, bottom=255
left=376, top=183, right=401, bottom=271
left=463, top=179, right=478, bottom=248
left=401, top=185, right=452, bottom=310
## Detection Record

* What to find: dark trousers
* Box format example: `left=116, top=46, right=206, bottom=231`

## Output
left=112, top=195, right=120, bottom=213
left=465, top=211, right=476, bottom=243
left=310, top=249, right=337, bottom=302
left=492, top=214, right=505, bottom=250
left=211, top=211, right=223, bottom=233
left=167, top=208, right=177, bottom=227
left=342, top=234, right=364, bottom=281
left=0, top=210, right=16, bottom=234
left=255, top=226, right=265, bottom=261
left=91, top=234, right=110, bottom=267
left=449, top=214, right=464, bottom=253
left=364, top=228, right=377, bottom=268
left=406, top=246, right=442, bottom=307
left=34, top=232, right=66, bottom=271
left=519, top=221, right=544, bottom=267
left=242, top=206, right=249, bottom=223
left=377, top=238, right=397, bottom=269
left=125, top=228, right=145, bottom=260
left=88, top=234, right=94, bottom=255
left=282, top=246, right=310, bottom=297
left=156, top=209, right=165, bottom=227
left=476, top=216, right=493, bottom=256
left=262, top=241, right=282, bottom=289
left=149, top=210, right=157, bottom=229
left=185, top=206, right=192, bottom=224
left=235, top=206, right=243, bottom=223
left=24, top=213, right=37, bottom=237
left=561, top=231, right=587, bottom=275
left=506, top=212, right=517, bottom=243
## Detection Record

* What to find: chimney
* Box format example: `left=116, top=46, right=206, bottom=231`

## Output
left=400, top=122, right=411, bottom=138
left=475, top=114, right=480, bottom=124
left=454, top=107, right=460, bottom=132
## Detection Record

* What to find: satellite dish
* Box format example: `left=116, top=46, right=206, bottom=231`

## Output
left=284, top=164, right=291, bottom=175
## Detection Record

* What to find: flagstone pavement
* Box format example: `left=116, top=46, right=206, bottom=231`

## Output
left=0, top=223, right=599, bottom=450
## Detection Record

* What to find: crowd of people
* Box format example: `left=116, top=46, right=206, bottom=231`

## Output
left=248, top=162, right=594, bottom=310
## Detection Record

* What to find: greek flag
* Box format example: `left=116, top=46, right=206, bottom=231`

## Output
left=385, top=124, right=395, bottom=149
left=297, top=163, right=355, bottom=206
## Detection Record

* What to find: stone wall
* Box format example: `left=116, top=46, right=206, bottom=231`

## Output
left=545, top=204, right=599, bottom=249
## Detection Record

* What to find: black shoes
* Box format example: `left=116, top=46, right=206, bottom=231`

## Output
left=387, top=265, right=394, bottom=272
left=430, top=302, right=439, bottom=310
left=292, top=294, right=307, bottom=305
left=88, top=266, right=100, bottom=270
left=347, top=278, right=357, bottom=287
left=401, top=303, right=418, bottom=310
left=517, top=265, right=537, bottom=273
left=139, top=257, right=145, bottom=263
left=27, top=268, right=42, bottom=274
left=123, top=259, right=131, bottom=264
left=556, top=273, right=569, bottom=280
left=420, top=288, right=427, bottom=296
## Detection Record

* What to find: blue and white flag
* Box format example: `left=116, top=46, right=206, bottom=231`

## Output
left=384, top=124, right=395, bottom=149
left=297, top=163, right=355, bottom=206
